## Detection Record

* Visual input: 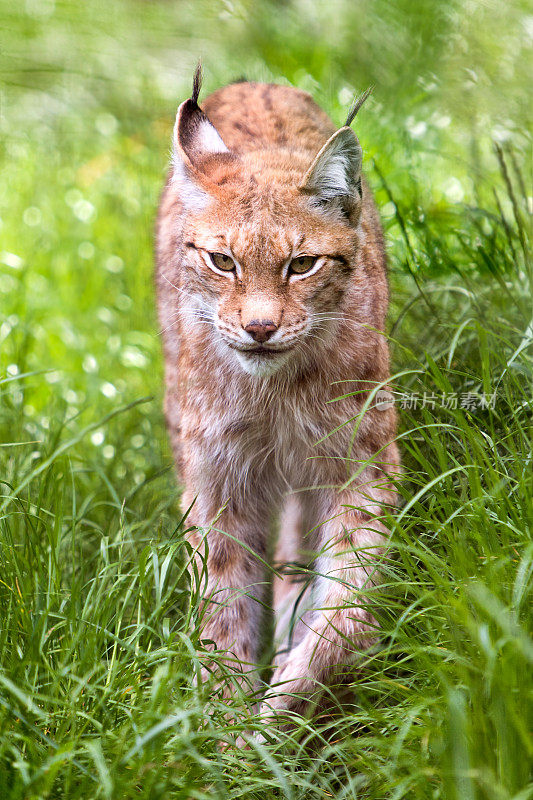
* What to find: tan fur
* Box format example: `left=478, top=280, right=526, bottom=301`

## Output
left=155, top=75, right=400, bottom=723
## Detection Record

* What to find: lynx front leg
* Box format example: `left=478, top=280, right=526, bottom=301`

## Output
left=273, top=494, right=318, bottom=664
left=262, top=483, right=394, bottom=719
left=186, top=494, right=268, bottom=695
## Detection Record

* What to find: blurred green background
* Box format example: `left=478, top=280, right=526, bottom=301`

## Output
left=0, top=2, right=531, bottom=799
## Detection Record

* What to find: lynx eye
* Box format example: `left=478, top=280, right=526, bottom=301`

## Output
left=209, top=252, right=235, bottom=272
left=289, top=255, right=318, bottom=276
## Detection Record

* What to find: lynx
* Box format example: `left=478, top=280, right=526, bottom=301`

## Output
left=155, top=67, right=400, bottom=723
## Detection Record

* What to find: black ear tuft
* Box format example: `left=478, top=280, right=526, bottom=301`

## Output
left=191, top=62, right=202, bottom=107
left=344, top=85, right=373, bottom=128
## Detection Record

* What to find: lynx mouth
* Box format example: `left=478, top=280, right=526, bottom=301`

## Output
left=230, top=344, right=293, bottom=358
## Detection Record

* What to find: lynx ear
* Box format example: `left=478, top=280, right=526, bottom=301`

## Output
left=300, top=127, right=363, bottom=220
left=173, top=99, right=229, bottom=163
left=171, top=66, right=231, bottom=211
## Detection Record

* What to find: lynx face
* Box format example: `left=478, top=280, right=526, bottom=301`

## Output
left=182, top=205, right=360, bottom=377
left=173, top=94, right=364, bottom=377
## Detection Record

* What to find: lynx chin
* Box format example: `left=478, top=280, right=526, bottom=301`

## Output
left=155, top=66, right=400, bottom=724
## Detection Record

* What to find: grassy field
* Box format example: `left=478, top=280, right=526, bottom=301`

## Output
left=0, top=1, right=531, bottom=797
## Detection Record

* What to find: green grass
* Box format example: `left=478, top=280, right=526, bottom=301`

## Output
left=0, top=1, right=531, bottom=797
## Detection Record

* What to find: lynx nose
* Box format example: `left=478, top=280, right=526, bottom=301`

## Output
left=243, top=319, right=278, bottom=343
